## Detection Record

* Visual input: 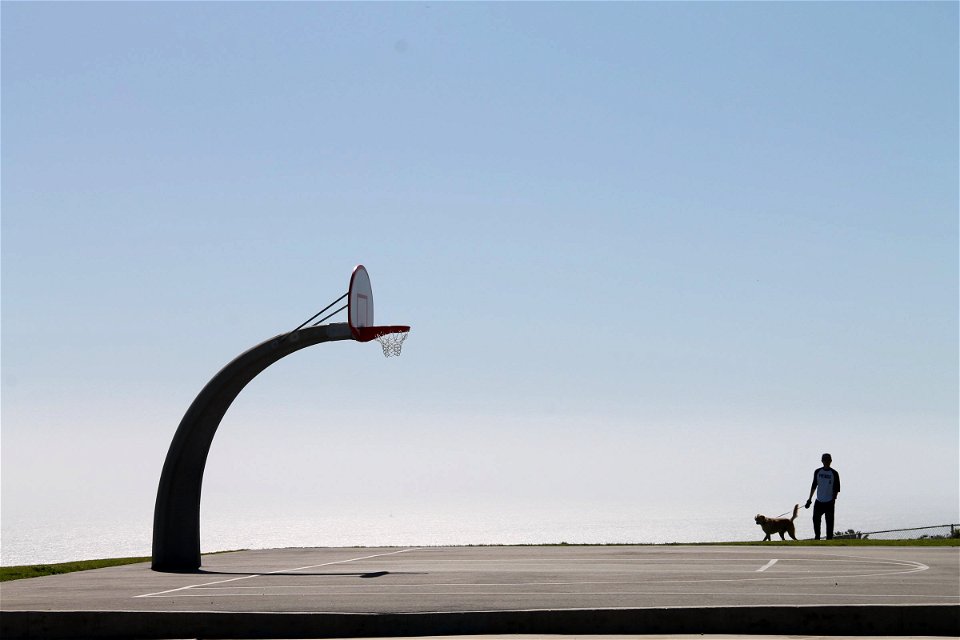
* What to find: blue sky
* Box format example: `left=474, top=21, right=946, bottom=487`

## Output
left=2, top=2, right=957, bottom=559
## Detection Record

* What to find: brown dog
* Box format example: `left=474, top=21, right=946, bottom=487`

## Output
left=755, top=504, right=799, bottom=541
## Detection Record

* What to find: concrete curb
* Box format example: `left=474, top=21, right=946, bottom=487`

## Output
left=2, top=605, right=958, bottom=638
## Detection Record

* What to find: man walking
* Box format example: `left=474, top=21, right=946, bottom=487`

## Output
left=805, top=453, right=840, bottom=540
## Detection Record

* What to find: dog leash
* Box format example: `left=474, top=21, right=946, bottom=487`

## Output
left=774, top=505, right=800, bottom=518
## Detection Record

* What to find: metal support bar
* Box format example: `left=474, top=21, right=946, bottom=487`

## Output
left=311, top=304, right=348, bottom=327
left=279, top=293, right=347, bottom=342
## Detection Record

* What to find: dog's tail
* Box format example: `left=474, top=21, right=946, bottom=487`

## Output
left=791, top=504, right=799, bottom=521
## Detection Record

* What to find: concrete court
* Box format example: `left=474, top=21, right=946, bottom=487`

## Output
left=1, top=545, right=958, bottom=638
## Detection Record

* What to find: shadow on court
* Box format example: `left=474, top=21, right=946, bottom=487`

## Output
left=192, top=570, right=427, bottom=578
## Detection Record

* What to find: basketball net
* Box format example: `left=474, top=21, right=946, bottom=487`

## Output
left=375, top=330, right=409, bottom=357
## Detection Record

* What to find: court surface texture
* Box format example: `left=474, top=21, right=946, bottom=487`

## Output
left=2, top=545, right=957, bottom=638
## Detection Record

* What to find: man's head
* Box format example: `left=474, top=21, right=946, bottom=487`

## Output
left=822, top=453, right=832, bottom=467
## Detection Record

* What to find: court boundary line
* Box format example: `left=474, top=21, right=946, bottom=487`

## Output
left=129, top=591, right=960, bottom=600
left=14, top=602, right=958, bottom=615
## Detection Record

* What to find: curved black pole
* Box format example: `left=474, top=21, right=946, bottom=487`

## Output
left=152, top=323, right=353, bottom=572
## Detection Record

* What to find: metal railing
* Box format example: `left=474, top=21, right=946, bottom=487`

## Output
left=834, top=523, right=959, bottom=540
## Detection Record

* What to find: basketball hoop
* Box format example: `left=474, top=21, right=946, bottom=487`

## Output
left=352, top=324, right=411, bottom=357
left=288, top=265, right=411, bottom=357
left=374, top=329, right=409, bottom=357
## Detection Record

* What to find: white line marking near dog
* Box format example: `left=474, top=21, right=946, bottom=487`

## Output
left=756, top=559, right=778, bottom=572
left=134, top=548, right=418, bottom=598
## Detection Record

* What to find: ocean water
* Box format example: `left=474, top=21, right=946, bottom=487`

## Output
left=2, top=501, right=955, bottom=566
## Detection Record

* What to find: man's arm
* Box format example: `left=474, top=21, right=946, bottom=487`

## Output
left=805, top=470, right=818, bottom=508
left=832, top=469, right=840, bottom=500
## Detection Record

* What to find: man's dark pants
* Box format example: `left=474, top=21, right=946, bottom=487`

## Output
left=813, top=499, right=835, bottom=540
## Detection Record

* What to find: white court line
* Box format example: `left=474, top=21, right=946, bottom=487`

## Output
left=756, top=559, right=778, bottom=572
left=143, top=590, right=960, bottom=600
left=135, top=548, right=418, bottom=599
left=141, top=562, right=932, bottom=598
left=136, top=551, right=932, bottom=598
left=179, top=582, right=960, bottom=596
left=145, top=560, right=940, bottom=599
